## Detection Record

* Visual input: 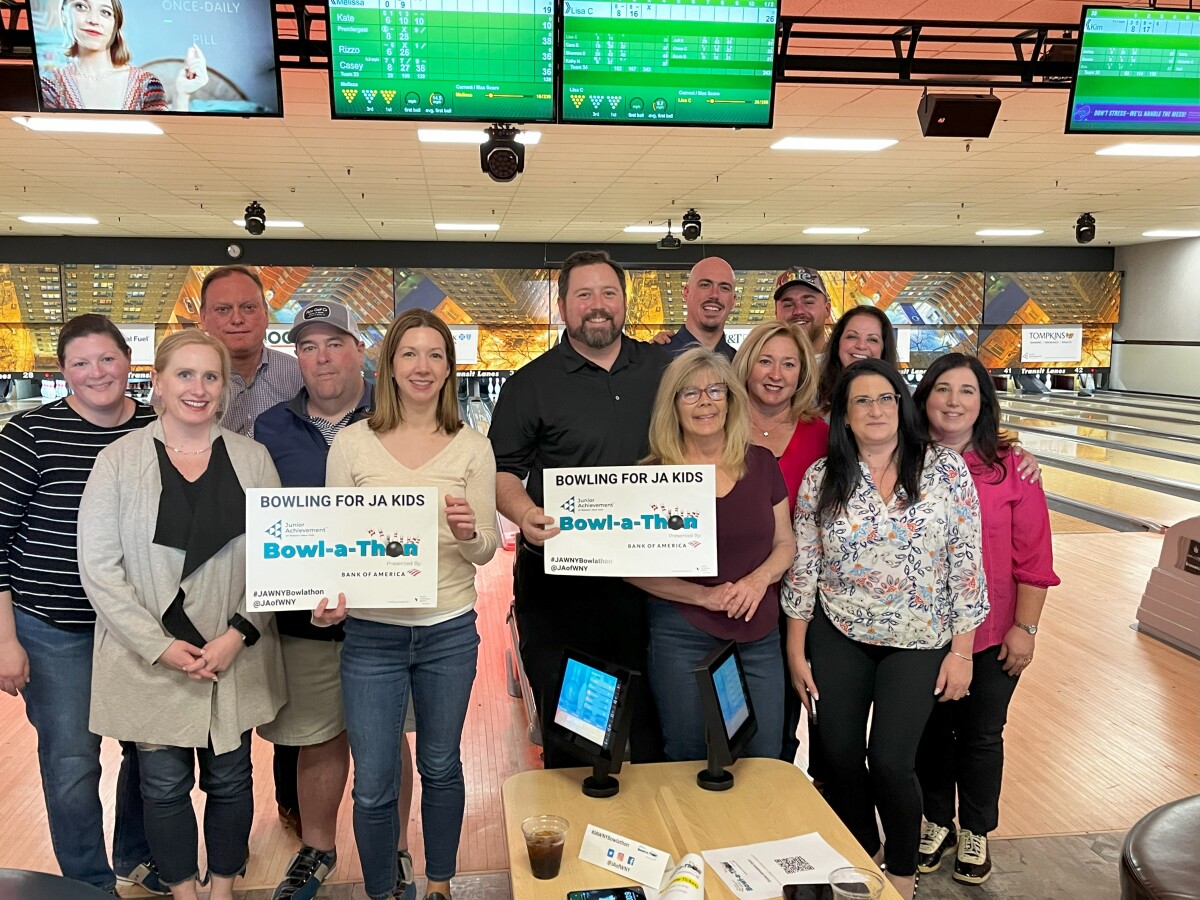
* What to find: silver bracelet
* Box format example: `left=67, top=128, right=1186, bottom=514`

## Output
left=950, top=650, right=973, bottom=663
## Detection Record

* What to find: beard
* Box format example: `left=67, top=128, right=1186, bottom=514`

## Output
left=567, top=313, right=621, bottom=350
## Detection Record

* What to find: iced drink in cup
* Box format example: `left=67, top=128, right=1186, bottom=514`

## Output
left=829, top=866, right=885, bottom=899
left=521, top=815, right=569, bottom=879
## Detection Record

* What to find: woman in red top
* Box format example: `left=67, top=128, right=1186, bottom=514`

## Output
left=912, top=353, right=1060, bottom=887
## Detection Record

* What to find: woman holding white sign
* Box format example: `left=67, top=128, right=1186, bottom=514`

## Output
left=628, top=348, right=795, bottom=763
left=77, top=329, right=285, bottom=900
left=323, top=309, right=497, bottom=900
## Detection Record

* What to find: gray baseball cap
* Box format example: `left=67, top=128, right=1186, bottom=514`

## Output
left=288, top=301, right=362, bottom=343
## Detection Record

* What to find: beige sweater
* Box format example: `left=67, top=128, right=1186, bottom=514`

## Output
left=326, top=420, right=498, bottom=626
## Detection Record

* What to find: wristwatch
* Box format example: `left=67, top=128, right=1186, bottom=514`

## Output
left=228, top=613, right=261, bottom=647
left=1014, top=621, right=1038, bottom=635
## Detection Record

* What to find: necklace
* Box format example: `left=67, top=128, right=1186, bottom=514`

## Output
left=74, top=66, right=126, bottom=82
left=751, top=413, right=790, bottom=438
left=166, top=443, right=211, bottom=455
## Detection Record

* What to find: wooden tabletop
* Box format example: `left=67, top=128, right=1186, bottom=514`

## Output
left=501, top=758, right=901, bottom=899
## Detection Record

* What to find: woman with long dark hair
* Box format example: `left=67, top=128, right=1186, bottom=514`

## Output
left=816, top=306, right=897, bottom=413
left=912, top=353, right=1059, bottom=886
left=782, top=358, right=988, bottom=899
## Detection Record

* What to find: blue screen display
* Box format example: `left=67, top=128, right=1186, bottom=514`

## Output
left=554, top=658, right=619, bottom=749
left=714, top=655, right=749, bottom=738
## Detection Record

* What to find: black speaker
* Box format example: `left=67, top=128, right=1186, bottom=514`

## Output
left=917, top=93, right=1001, bottom=138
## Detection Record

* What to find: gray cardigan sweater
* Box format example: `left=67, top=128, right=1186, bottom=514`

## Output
left=79, top=418, right=285, bottom=754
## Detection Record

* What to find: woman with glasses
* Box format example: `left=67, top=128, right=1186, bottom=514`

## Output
left=782, top=358, right=988, bottom=900
left=627, top=349, right=795, bottom=762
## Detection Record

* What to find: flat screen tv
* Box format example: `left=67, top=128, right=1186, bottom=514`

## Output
left=560, top=0, right=778, bottom=127
left=1066, top=6, right=1200, bottom=135
left=328, top=0, right=556, bottom=122
left=28, top=0, right=282, bottom=116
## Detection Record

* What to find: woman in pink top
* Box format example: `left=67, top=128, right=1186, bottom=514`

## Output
left=912, top=353, right=1060, bottom=888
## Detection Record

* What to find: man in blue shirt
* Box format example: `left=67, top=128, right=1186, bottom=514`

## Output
left=661, top=256, right=738, bottom=360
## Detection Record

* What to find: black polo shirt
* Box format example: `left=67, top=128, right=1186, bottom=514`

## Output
left=664, top=324, right=736, bottom=361
left=490, top=335, right=670, bottom=508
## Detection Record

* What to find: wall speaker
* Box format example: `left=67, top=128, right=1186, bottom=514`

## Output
left=917, top=93, right=1002, bottom=138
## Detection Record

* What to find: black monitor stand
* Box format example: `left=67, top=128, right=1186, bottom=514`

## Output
left=582, top=763, right=620, bottom=798
left=697, top=727, right=735, bottom=792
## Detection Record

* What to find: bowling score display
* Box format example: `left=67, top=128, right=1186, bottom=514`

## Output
left=541, top=465, right=717, bottom=577
left=244, top=487, right=440, bottom=610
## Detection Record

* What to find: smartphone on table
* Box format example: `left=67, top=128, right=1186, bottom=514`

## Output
left=566, top=889, right=648, bottom=900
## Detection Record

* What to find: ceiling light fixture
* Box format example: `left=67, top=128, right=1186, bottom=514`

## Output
left=1142, top=229, right=1200, bottom=238
left=18, top=215, right=99, bottom=225
left=231, top=219, right=305, bottom=229
left=623, top=225, right=667, bottom=233
left=1095, top=143, right=1200, bottom=158
left=771, top=137, right=898, bottom=152
left=435, top=223, right=500, bottom=231
left=975, top=229, right=1045, bottom=237
left=419, top=128, right=541, bottom=145
left=480, top=124, right=525, bottom=182
left=12, top=116, right=163, bottom=135
left=803, top=227, right=870, bottom=235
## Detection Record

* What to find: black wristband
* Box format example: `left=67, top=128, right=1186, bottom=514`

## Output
left=227, top=613, right=260, bottom=647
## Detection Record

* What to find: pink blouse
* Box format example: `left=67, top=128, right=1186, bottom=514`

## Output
left=964, top=448, right=1060, bottom=651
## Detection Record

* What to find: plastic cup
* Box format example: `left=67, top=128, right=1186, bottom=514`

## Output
left=829, top=866, right=885, bottom=900
left=521, top=815, right=568, bottom=880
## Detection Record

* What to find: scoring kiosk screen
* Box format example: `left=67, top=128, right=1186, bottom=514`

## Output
left=554, top=657, right=620, bottom=749
left=714, top=653, right=750, bottom=738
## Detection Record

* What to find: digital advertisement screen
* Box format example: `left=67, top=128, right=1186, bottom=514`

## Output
left=561, top=0, right=778, bottom=126
left=29, top=0, right=282, bottom=116
left=328, top=0, right=555, bottom=121
left=713, top=655, right=749, bottom=738
left=1066, top=7, right=1200, bottom=135
left=554, top=658, right=619, bottom=748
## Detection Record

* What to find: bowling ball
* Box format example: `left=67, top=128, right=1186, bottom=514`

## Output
left=667, top=514, right=684, bottom=530
left=386, top=541, right=404, bottom=557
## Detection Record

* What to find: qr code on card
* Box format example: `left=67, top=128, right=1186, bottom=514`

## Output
left=775, top=855, right=815, bottom=875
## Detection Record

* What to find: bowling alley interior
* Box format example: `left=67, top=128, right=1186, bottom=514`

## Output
left=0, top=1, right=1198, bottom=899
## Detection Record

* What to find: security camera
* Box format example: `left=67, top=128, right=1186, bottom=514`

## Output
left=480, top=124, right=525, bottom=183
left=681, top=208, right=702, bottom=241
left=1075, top=212, right=1096, bottom=244
left=244, top=201, right=266, bottom=236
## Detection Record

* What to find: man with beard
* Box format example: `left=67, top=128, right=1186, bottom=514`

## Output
left=662, top=256, right=738, bottom=360
left=489, top=250, right=669, bottom=768
left=774, top=266, right=832, bottom=357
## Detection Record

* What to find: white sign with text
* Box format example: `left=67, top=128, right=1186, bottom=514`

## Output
left=116, top=325, right=155, bottom=365
left=1022, top=325, right=1083, bottom=364
left=451, top=325, right=480, bottom=365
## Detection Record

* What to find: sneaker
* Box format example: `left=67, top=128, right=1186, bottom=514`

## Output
left=116, top=860, right=170, bottom=895
left=271, top=846, right=337, bottom=900
left=917, top=822, right=957, bottom=873
left=953, top=829, right=992, bottom=885
left=393, top=850, right=416, bottom=900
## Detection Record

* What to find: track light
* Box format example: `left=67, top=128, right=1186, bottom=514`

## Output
left=681, top=208, right=702, bottom=241
left=1075, top=212, right=1096, bottom=244
left=243, top=201, right=266, bottom=236
left=480, top=124, right=525, bottom=183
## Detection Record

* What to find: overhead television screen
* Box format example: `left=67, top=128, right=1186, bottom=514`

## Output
left=329, top=0, right=555, bottom=122
left=1066, top=7, right=1200, bottom=135
left=561, top=0, right=778, bottom=126
left=29, top=0, right=282, bottom=116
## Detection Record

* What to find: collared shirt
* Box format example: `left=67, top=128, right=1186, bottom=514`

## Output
left=221, top=347, right=304, bottom=437
left=489, top=335, right=670, bottom=508
left=664, top=324, right=736, bottom=361
left=782, top=445, right=989, bottom=649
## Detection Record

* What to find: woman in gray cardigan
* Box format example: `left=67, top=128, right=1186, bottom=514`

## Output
left=79, top=330, right=285, bottom=900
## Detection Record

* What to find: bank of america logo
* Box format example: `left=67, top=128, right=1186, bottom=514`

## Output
left=265, top=520, right=283, bottom=538
left=562, top=497, right=576, bottom=513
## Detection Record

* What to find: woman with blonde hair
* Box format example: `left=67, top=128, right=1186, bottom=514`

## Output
left=79, top=328, right=285, bottom=900
left=627, top=348, right=795, bottom=762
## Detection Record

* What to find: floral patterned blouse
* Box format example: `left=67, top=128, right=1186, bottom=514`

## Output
left=782, top=445, right=989, bottom=649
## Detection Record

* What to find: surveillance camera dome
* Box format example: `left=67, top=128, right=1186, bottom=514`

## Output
left=1075, top=212, right=1096, bottom=244
left=244, top=201, right=266, bottom=236
left=681, top=208, right=702, bottom=241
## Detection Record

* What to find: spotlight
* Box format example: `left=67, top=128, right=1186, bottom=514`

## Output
left=681, top=208, right=702, bottom=241
left=480, top=124, right=525, bottom=183
left=243, top=201, right=266, bottom=236
left=1075, top=212, right=1096, bottom=244
left=657, top=220, right=681, bottom=250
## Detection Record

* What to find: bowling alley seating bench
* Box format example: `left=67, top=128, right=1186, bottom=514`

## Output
left=1119, top=794, right=1200, bottom=900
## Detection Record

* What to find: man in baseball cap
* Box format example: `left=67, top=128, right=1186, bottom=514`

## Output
left=774, top=266, right=832, bottom=355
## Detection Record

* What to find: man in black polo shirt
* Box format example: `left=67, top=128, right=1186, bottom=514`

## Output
left=663, top=256, right=737, bottom=361
left=490, top=250, right=669, bottom=767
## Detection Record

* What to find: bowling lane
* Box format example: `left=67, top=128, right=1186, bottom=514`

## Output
left=1000, top=397, right=1200, bottom=438
left=1040, top=468, right=1200, bottom=527
left=1023, top=393, right=1200, bottom=425
left=1002, top=413, right=1200, bottom=461
left=1012, top=428, right=1200, bottom=489
left=1090, top=390, right=1200, bottom=415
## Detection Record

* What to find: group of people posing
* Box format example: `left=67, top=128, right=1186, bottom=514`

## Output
left=0, top=255, right=1057, bottom=900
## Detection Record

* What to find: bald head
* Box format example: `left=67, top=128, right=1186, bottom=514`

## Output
left=683, top=256, right=736, bottom=339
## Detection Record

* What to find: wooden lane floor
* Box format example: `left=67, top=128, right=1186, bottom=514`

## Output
left=1040, top=467, right=1200, bottom=527
left=1014, top=429, right=1200, bottom=489
left=1004, top=413, right=1200, bottom=461
left=1002, top=397, right=1200, bottom=436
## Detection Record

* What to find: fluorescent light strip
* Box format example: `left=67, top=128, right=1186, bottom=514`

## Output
left=623, top=225, right=667, bottom=233
left=771, top=137, right=897, bottom=152
left=13, top=116, right=163, bottom=135
left=232, top=219, right=306, bottom=228
left=435, top=223, right=499, bottom=231
left=803, top=227, right=869, bottom=235
left=1095, top=143, right=1200, bottom=158
left=975, top=229, right=1045, bottom=237
left=19, top=215, right=99, bottom=225
left=1142, top=229, right=1200, bottom=238
left=418, top=129, right=541, bottom=145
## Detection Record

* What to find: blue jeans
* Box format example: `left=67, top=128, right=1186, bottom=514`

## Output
left=341, top=611, right=479, bottom=899
left=136, top=733, right=253, bottom=885
left=647, top=601, right=785, bottom=763
left=15, top=608, right=151, bottom=891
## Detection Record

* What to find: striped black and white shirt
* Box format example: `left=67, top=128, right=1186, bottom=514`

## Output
left=0, top=399, right=156, bottom=627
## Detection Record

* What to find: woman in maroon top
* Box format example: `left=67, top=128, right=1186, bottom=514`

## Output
left=628, top=349, right=795, bottom=762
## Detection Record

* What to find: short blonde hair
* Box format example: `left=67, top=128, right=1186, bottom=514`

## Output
left=153, top=328, right=232, bottom=418
left=369, top=309, right=463, bottom=435
left=645, top=348, right=751, bottom=480
left=732, top=320, right=820, bottom=423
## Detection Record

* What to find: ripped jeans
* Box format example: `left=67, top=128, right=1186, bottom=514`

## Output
left=136, top=733, right=253, bottom=886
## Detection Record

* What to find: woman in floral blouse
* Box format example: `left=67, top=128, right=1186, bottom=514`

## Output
left=782, top=358, right=988, bottom=900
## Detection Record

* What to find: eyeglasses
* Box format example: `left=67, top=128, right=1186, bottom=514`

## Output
left=677, top=383, right=728, bottom=404
left=850, top=393, right=900, bottom=409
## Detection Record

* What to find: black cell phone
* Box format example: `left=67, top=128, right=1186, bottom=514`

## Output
left=566, top=889, right=648, bottom=900
left=783, top=884, right=833, bottom=900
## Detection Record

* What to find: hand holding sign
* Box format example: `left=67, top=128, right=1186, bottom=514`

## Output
left=518, top=506, right=560, bottom=547
left=311, top=593, right=348, bottom=628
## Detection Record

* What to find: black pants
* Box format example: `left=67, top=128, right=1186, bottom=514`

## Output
left=272, top=744, right=300, bottom=815
left=808, top=606, right=946, bottom=877
left=779, top=613, right=829, bottom=783
left=916, top=644, right=1020, bottom=835
left=513, top=541, right=664, bottom=769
